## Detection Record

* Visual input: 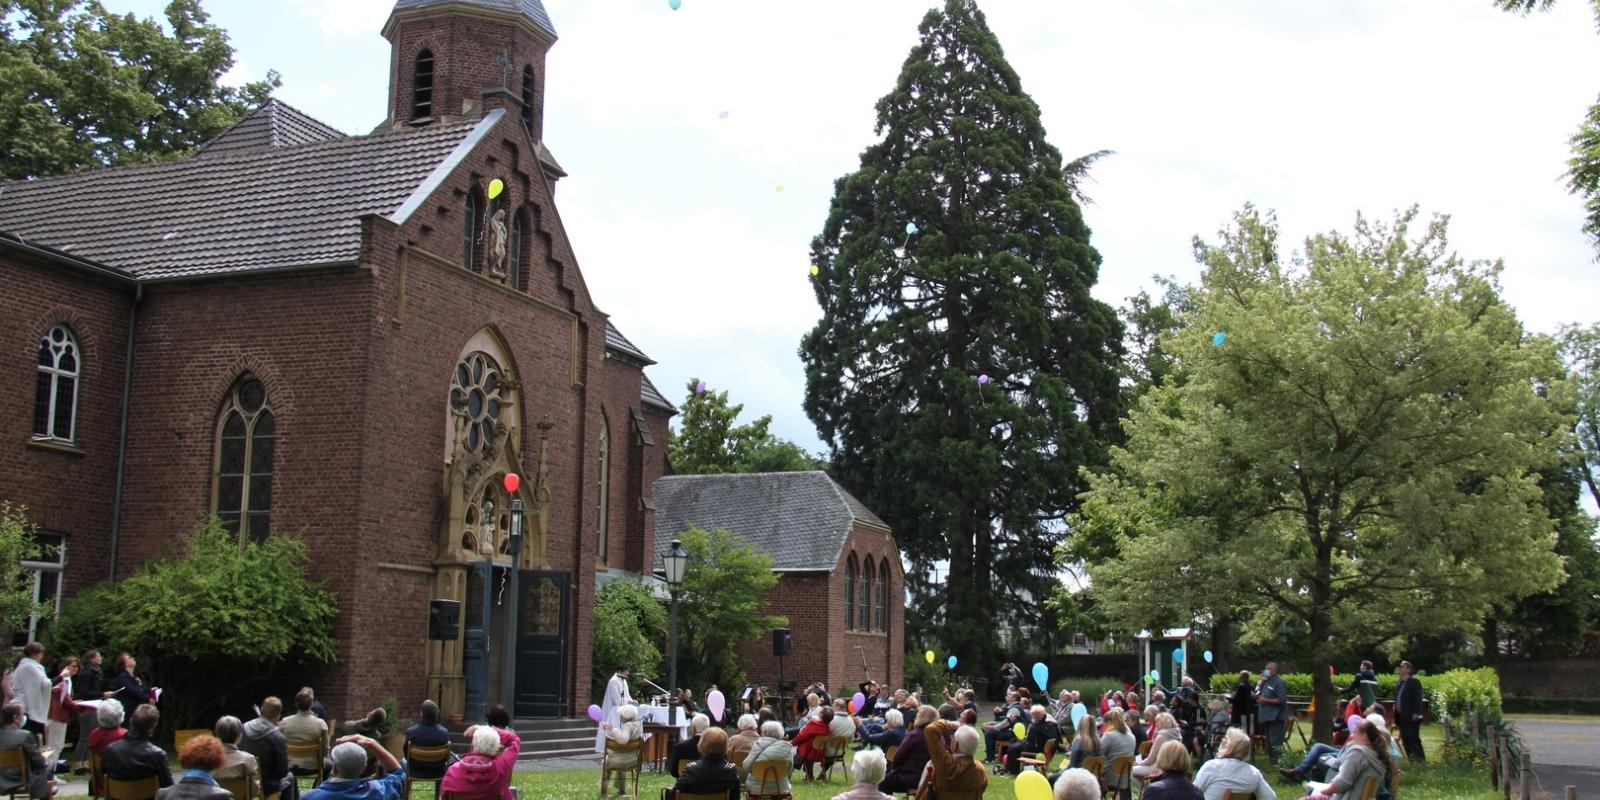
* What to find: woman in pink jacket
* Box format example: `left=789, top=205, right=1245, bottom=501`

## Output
left=440, top=725, right=520, bottom=800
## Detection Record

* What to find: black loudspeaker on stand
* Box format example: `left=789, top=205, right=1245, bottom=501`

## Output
left=428, top=599, right=461, bottom=640
left=773, top=628, right=791, bottom=724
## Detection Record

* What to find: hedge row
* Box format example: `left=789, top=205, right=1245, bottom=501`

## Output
left=1206, top=671, right=1403, bottom=699
left=1206, top=667, right=1502, bottom=724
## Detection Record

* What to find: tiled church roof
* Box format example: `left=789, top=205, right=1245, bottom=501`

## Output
left=639, top=373, right=676, bottom=413
left=652, top=471, right=891, bottom=573
left=604, top=319, right=654, bottom=365
left=192, top=99, right=346, bottom=158
left=391, top=0, right=555, bottom=36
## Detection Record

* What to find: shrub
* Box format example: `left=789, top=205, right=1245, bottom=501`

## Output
left=1207, top=668, right=1503, bottom=724
left=41, top=581, right=121, bottom=658
left=1208, top=671, right=1401, bottom=699
left=1049, top=676, right=1129, bottom=703
left=590, top=578, right=665, bottom=699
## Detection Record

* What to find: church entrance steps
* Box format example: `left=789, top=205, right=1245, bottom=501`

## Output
left=447, top=717, right=603, bottom=762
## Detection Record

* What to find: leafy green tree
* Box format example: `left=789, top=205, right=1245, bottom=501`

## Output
left=669, top=380, right=821, bottom=475
left=590, top=578, right=666, bottom=700
left=799, top=0, right=1124, bottom=677
left=1560, top=323, right=1600, bottom=503
left=0, top=503, right=48, bottom=640
left=674, top=525, right=786, bottom=692
left=0, top=0, right=278, bottom=180
left=1075, top=206, right=1569, bottom=741
left=51, top=519, right=338, bottom=728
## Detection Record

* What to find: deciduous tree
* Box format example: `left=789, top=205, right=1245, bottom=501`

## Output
left=668, top=379, right=821, bottom=475
left=674, top=525, right=786, bottom=692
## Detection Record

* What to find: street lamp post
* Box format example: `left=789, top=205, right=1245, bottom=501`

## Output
left=501, top=496, right=524, bottom=710
left=662, top=537, right=689, bottom=726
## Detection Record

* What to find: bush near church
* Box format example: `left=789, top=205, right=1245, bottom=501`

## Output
left=1208, top=667, right=1503, bottom=724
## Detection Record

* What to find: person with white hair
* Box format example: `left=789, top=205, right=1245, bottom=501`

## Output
left=300, top=735, right=404, bottom=800
left=670, top=713, right=711, bottom=778
left=1052, top=767, right=1101, bottom=800
left=600, top=705, right=643, bottom=795
left=921, top=719, right=986, bottom=797
left=440, top=724, right=520, bottom=800
left=728, top=714, right=760, bottom=778
left=743, top=720, right=794, bottom=795
left=88, top=701, right=127, bottom=755
left=1193, top=728, right=1276, bottom=800
left=860, top=708, right=905, bottom=750
left=831, top=747, right=892, bottom=799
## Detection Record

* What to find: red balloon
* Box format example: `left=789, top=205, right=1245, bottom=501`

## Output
left=503, top=473, right=521, bottom=493
left=1329, top=665, right=1336, bottom=676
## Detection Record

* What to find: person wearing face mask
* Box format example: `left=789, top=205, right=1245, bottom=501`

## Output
left=1254, top=662, right=1288, bottom=762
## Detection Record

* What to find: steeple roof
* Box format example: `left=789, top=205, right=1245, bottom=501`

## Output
left=389, top=0, right=555, bottom=37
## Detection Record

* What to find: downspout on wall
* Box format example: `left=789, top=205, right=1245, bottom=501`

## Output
left=108, top=282, right=142, bottom=581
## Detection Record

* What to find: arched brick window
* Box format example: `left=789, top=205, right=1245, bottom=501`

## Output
left=463, top=187, right=482, bottom=270
left=877, top=559, right=889, bottom=632
left=844, top=554, right=857, bottom=630
left=509, top=208, right=526, bottom=291
left=213, top=375, right=275, bottom=543
left=597, top=412, right=610, bottom=564
left=860, top=555, right=873, bottom=631
left=33, top=325, right=79, bottom=442
left=413, top=49, right=434, bottom=119
left=520, top=65, right=535, bottom=135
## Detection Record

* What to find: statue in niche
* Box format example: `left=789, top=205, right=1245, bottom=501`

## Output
left=478, top=498, right=497, bottom=555
left=488, top=208, right=508, bottom=281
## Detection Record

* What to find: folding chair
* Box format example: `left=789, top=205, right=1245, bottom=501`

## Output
left=1358, top=777, right=1382, bottom=800
left=216, top=775, right=255, bottom=800
left=1137, top=740, right=1152, bottom=758
left=104, top=776, right=160, bottom=800
left=819, top=736, right=851, bottom=782
left=747, top=760, right=793, bottom=799
left=173, top=730, right=209, bottom=753
left=1105, top=755, right=1133, bottom=800
left=600, top=739, right=642, bottom=797
left=285, top=740, right=326, bottom=791
left=403, top=742, right=453, bottom=800
left=1017, top=738, right=1056, bottom=772
left=0, top=749, right=32, bottom=800
left=89, top=751, right=104, bottom=799
left=1222, top=793, right=1256, bottom=800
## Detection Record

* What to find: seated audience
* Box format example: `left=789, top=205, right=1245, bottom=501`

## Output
left=879, top=706, right=935, bottom=794
left=89, top=701, right=128, bottom=755
left=156, top=735, right=233, bottom=800
left=1133, top=712, right=1181, bottom=780
left=211, top=716, right=261, bottom=796
left=240, top=697, right=296, bottom=800
left=402, top=701, right=453, bottom=779
left=670, top=713, right=710, bottom=778
left=1098, top=707, right=1137, bottom=793
left=1067, top=711, right=1100, bottom=769
left=861, top=709, right=905, bottom=751
left=1193, top=729, right=1276, bottom=800
left=727, top=715, right=760, bottom=778
left=302, top=737, right=404, bottom=800
left=923, top=719, right=985, bottom=799
left=742, top=721, right=794, bottom=796
left=1127, top=708, right=1148, bottom=747
left=104, top=703, right=174, bottom=788
left=670, top=728, right=740, bottom=800
left=280, top=689, right=329, bottom=772
left=1300, top=720, right=1394, bottom=800
left=1007, top=705, right=1060, bottom=775
left=832, top=747, right=892, bottom=800
left=599, top=705, right=643, bottom=796
left=1143, top=740, right=1204, bottom=800
left=0, top=704, right=54, bottom=799
left=791, top=707, right=832, bottom=780
left=830, top=700, right=857, bottom=741
left=1052, top=767, right=1100, bottom=800
left=440, top=725, right=519, bottom=800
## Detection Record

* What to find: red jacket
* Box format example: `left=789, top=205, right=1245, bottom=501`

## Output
left=791, top=718, right=830, bottom=762
left=48, top=681, right=78, bottom=723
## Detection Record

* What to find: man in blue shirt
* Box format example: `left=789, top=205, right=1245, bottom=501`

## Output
left=1254, top=661, right=1289, bottom=762
left=301, top=735, right=405, bottom=800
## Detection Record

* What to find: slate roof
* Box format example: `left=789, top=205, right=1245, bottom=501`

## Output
left=192, top=99, right=345, bottom=158
left=391, top=0, right=555, bottom=36
left=652, top=471, right=891, bottom=573
left=604, top=319, right=654, bottom=364
left=0, top=116, right=489, bottom=280
left=640, top=373, right=675, bottom=413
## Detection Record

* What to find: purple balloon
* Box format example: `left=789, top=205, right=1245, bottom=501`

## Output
left=852, top=692, right=867, bottom=714
left=588, top=704, right=604, bottom=723
left=695, top=380, right=707, bottom=394
left=977, top=374, right=990, bottom=385
left=1347, top=714, right=1361, bottom=734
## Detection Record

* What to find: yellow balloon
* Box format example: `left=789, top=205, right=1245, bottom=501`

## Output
left=775, top=184, right=784, bottom=192
left=487, top=178, right=505, bottom=200
left=1012, top=722, right=1026, bottom=740
left=809, top=265, right=820, bottom=277
left=1014, top=769, right=1050, bottom=800
left=924, top=650, right=935, bottom=664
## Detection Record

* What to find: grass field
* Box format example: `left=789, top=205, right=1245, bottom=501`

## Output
left=506, top=723, right=1501, bottom=800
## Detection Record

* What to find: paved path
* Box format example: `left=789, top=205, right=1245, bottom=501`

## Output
left=1508, top=716, right=1600, bottom=799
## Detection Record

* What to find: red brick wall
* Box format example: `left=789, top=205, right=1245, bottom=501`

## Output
left=0, top=254, right=131, bottom=599
left=736, top=572, right=832, bottom=699
left=830, top=523, right=903, bottom=694
left=386, top=10, right=551, bottom=138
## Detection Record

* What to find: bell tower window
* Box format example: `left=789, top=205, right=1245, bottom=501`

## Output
left=520, top=65, right=535, bottom=136
left=413, top=49, right=434, bottom=120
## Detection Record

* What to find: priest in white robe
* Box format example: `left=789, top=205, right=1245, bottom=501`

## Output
left=594, top=664, right=633, bottom=752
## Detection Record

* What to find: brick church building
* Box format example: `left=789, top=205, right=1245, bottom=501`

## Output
left=0, top=0, right=905, bottom=722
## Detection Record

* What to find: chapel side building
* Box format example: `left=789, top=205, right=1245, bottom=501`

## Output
left=0, top=0, right=678, bottom=720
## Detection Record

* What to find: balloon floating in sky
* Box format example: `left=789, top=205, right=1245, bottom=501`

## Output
left=487, top=178, right=505, bottom=200
left=1031, top=661, right=1049, bottom=692
left=718, top=110, right=729, bottom=119
left=586, top=704, right=603, bottom=723
left=1143, top=675, right=1154, bottom=686
left=905, top=222, right=918, bottom=235
left=695, top=380, right=707, bottom=394
left=1212, top=331, right=1227, bottom=346
left=809, top=264, right=819, bottom=277
left=924, top=650, right=936, bottom=665
left=775, top=184, right=784, bottom=192
left=669, top=0, right=681, bottom=9
left=977, top=374, right=991, bottom=386
left=947, top=655, right=957, bottom=669
left=502, top=473, right=521, bottom=493
left=1151, top=669, right=1161, bottom=681
left=1203, top=650, right=1214, bottom=663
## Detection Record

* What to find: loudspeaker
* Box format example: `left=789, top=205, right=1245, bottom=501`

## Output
left=428, top=599, right=461, bottom=640
left=772, top=628, right=792, bottom=657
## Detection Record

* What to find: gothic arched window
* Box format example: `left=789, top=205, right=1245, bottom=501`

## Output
left=844, top=555, right=857, bottom=630
left=33, top=325, right=79, bottom=442
left=450, top=351, right=504, bottom=455
left=860, top=556, right=874, bottom=631
left=214, top=375, right=274, bottom=543
left=520, top=65, right=535, bottom=135
left=877, top=559, right=889, bottom=632
left=413, top=49, right=434, bottom=119
left=508, top=209, right=526, bottom=291
left=597, top=412, right=610, bottom=564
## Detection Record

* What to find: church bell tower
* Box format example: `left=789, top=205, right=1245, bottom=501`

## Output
left=381, top=0, right=557, bottom=139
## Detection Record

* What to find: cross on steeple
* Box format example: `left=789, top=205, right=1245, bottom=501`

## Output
left=495, top=49, right=514, bottom=89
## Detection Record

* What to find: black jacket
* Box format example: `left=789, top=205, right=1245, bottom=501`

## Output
left=103, top=731, right=175, bottom=787
left=1395, top=676, right=1424, bottom=721
left=110, top=670, right=148, bottom=720
left=671, top=755, right=741, bottom=799
left=238, top=718, right=292, bottom=795
left=1141, top=773, right=1205, bottom=800
left=1231, top=681, right=1255, bottom=719
left=74, top=664, right=103, bottom=702
left=1020, top=719, right=1059, bottom=753
left=669, top=734, right=701, bottom=777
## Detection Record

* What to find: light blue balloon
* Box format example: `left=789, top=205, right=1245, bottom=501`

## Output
left=1212, top=331, right=1227, bottom=346
left=1203, top=650, right=1214, bottom=663
left=1173, top=650, right=1184, bottom=663
left=1070, top=702, right=1087, bottom=727
left=905, top=222, right=918, bottom=235
left=947, top=655, right=957, bottom=669
left=1031, top=661, right=1049, bottom=692
left=668, top=0, right=682, bottom=8
left=1151, top=669, right=1161, bottom=681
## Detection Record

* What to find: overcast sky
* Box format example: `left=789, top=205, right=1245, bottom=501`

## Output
left=113, top=0, right=1600, bottom=453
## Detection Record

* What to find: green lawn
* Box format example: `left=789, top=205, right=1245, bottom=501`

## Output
left=508, top=724, right=1501, bottom=800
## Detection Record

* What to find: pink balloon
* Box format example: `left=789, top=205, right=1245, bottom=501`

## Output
left=707, top=690, right=726, bottom=722
left=587, top=704, right=604, bottom=723
left=852, top=692, right=867, bottom=714
left=1347, top=715, right=1361, bottom=734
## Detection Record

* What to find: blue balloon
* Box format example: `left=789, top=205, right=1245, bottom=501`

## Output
left=1203, top=650, right=1214, bottom=663
left=1070, top=702, right=1087, bottom=727
left=1212, top=331, right=1227, bottom=346
left=905, top=222, right=918, bottom=235
left=947, top=655, right=957, bottom=669
left=1031, top=661, right=1049, bottom=692
left=1173, top=650, right=1184, bottom=663
left=668, top=0, right=682, bottom=8
left=1151, top=669, right=1161, bottom=681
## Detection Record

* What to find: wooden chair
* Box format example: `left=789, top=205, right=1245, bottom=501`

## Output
left=285, top=740, right=326, bottom=790
left=216, top=775, right=255, bottom=800
left=1080, top=754, right=1105, bottom=792
left=819, top=735, right=851, bottom=782
left=600, top=739, right=642, bottom=797
left=747, top=760, right=793, bottom=799
left=1358, top=777, right=1382, bottom=800
left=1017, top=737, right=1056, bottom=772
left=885, top=745, right=898, bottom=763
left=1137, top=740, right=1152, bottom=758
left=173, top=729, right=209, bottom=753
left=1104, top=755, right=1133, bottom=799
left=104, top=776, right=161, bottom=800
left=89, top=751, right=105, bottom=799
left=0, top=748, right=33, bottom=800
left=1221, top=793, right=1255, bottom=800
left=402, top=742, right=453, bottom=800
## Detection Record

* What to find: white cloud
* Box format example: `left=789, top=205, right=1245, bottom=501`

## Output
left=287, top=0, right=393, bottom=37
